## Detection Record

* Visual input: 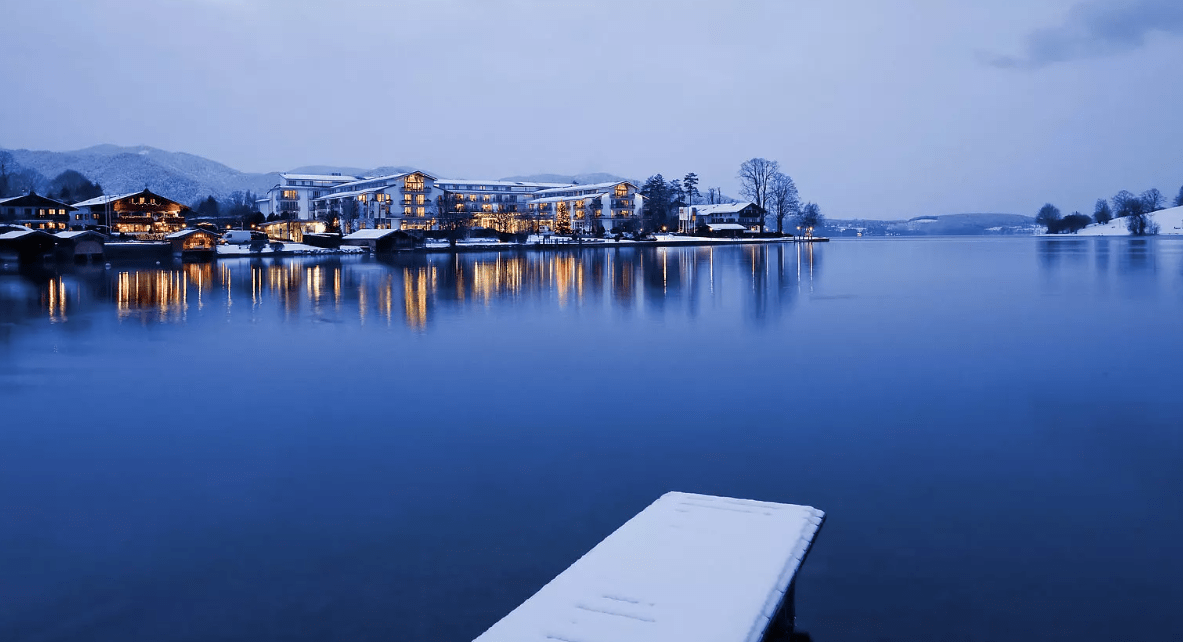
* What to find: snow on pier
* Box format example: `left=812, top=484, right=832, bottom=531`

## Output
left=473, top=492, right=825, bottom=642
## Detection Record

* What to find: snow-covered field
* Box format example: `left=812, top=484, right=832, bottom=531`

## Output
left=1074, top=205, right=1183, bottom=236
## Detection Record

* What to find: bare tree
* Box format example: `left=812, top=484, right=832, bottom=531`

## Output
left=1141, top=188, right=1165, bottom=212
left=436, top=194, right=472, bottom=246
left=768, top=172, right=800, bottom=235
left=706, top=187, right=721, bottom=204
left=737, top=158, right=779, bottom=232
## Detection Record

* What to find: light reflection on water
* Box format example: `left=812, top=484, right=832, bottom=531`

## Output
left=0, top=243, right=820, bottom=332
left=1, top=238, right=1182, bottom=642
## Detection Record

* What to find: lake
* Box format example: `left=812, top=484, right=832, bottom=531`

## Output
left=1, top=238, right=1181, bottom=642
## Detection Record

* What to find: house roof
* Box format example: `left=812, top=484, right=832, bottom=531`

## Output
left=165, top=228, right=215, bottom=239
left=0, top=229, right=56, bottom=241
left=529, top=193, right=608, bottom=206
left=342, top=228, right=404, bottom=240
left=694, top=202, right=757, bottom=215
left=72, top=189, right=189, bottom=211
left=435, top=178, right=574, bottom=190
left=0, top=192, right=77, bottom=210
left=280, top=173, right=360, bottom=182
left=708, top=223, right=748, bottom=231
left=533, top=181, right=636, bottom=196
left=55, top=230, right=105, bottom=240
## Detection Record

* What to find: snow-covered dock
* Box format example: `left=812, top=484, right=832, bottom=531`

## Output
left=473, top=492, right=825, bottom=642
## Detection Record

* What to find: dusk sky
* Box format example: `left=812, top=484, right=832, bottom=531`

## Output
left=3, top=0, right=1182, bottom=219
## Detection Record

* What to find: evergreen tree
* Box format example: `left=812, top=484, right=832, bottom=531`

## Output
left=1175, top=184, right=1183, bottom=208
left=555, top=202, right=572, bottom=235
left=682, top=173, right=700, bottom=205
left=1093, top=198, right=1113, bottom=224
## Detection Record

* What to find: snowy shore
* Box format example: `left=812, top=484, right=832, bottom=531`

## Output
left=1072, top=205, right=1183, bottom=236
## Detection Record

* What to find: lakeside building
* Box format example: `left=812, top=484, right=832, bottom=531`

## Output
left=257, top=173, right=359, bottom=221
left=310, top=171, right=439, bottom=233
left=73, top=189, right=189, bottom=236
left=526, top=181, right=642, bottom=233
left=0, top=192, right=78, bottom=230
left=678, top=202, right=764, bottom=234
left=263, top=170, right=643, bottom=237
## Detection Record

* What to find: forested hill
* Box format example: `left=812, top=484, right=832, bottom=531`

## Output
left=828, top=212, right=1037, bottom=236
left=0, top=145, right=280, bottom=205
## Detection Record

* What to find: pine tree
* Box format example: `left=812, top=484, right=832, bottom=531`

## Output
left=1174, top=184, right=1183, bottom=208
left=555, top=202, right=571, bottom=235
left=682, top=173, right=700, bottom=205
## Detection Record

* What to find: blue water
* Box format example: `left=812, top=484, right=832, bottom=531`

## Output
left=1, top=238, right=1180, bottom=642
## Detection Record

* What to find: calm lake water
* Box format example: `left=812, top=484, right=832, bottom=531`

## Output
left=2, top=238, right=1181, bottom=642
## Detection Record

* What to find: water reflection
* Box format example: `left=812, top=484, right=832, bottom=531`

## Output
left=0, top=244, right=822, bottom=335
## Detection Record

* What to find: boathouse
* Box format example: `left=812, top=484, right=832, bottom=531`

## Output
left=474, top=492, right=825, bottom=642
left=73, top=189, right=189, bottom=236
left=0, top=192, right=77, bottom=231
left=0, top=229, right=58, bottom=262
left=54, top=230, right=106, bottom=262
left=341, top=228, right=418, bottom=252
left=166, top=228, right=218, bottom=260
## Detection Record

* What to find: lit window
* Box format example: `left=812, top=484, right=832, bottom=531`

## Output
left=404, top=206, right=411, bottom=215
left=417, top=195, right=425, bottom=205
left=417, top=207, right=425, bottom=216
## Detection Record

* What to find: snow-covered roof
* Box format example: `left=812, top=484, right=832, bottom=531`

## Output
left=694, top=202, right=756, bottom=215
left=533, top=181, right=635, bottom=196
left=473, top=492, right=825, bottom=642
left=0, top=230, right=53, bottom=240
left=529, top=193, right=607, bottom=205
left=55, top=230, right=103, bottom=239
left=342, top=228, right=402, bottom=240
left=435, top=178, right=573, bottom=190
left=280, top=173, right=359, bottom=182
left=165, top=228, right=214, bottom=239
left=708, top=223, right=748, bottom=231
left=312, top=188, right=381, bottom=202
left=71, top=192, right=137, bottom=208
left=0, top=193, right=76, bottom=208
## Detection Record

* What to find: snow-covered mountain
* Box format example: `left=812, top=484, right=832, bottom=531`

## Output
left=1, top=145, right=281, bottom=205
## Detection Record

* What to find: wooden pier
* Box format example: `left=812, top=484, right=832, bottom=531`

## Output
left=473, top=492, right=825, bottom=642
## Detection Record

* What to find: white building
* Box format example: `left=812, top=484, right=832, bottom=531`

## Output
left=312, top=171, right=438, bottom=233
left=678, top=202, right=764, bottom=234
left=258, top=173, right=359, bottom=221
left=527, top=181, right=642, bottom=233
left=433, top=179, right=573, bottom=232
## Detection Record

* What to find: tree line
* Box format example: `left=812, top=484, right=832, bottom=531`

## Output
left=1038, top=184, right=1183, bottom=236
left=637, top=158, right=823, bottom=236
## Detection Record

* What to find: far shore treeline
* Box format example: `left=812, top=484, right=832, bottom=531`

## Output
left=1037, top=183, right=1183, bottom=236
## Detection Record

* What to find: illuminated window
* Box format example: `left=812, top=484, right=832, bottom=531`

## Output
left=468, top=194, right=477, bottom=202
left=417, top=194, right=425, bottom=205
left=417, top=207, right=425, bottom=216
left=404, top=206, right=412, bottom=215
left=282, top=190, right=298, bottom=200
left=483, top=195, right=491, bottom=202
left=614, top=184, right=629, bottom=198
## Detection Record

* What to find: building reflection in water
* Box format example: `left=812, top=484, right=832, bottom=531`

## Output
left=1, top=244, right=824, bottom=332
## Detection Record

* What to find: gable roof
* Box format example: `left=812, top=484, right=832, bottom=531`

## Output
left=73, top=189, right=190, bottom=211
left=0, top=192, right=77, bottom=210
left=165, top=228, right=216, bottom=239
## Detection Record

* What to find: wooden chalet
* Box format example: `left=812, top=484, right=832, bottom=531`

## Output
left=341, top=228, right=418, bottom=252
left=73, top=189, right=189, bottom=236
left=0, top=192, right=77, bottom=231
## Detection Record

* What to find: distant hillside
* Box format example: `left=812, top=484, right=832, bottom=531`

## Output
left=1, top=145, right=280, bottom=205
left=500, top=172, right=634, bottom=185
left=828, top=213, right=1037, bottom=236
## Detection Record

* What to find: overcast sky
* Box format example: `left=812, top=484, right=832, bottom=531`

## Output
left=2, top=0, right=1181, bottom=219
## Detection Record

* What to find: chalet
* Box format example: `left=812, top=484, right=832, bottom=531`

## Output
left=72, top=189, right=189, bottom=236
left=166, top=228, right=218, bottom=260
left=0, top=192, right=78, bottom=230
left=678, top=202, right=765, bottom=234
left=54, top=230, right=106, bottom=262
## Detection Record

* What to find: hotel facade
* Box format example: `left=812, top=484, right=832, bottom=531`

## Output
left=259, top=171, right=643, bottom=236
